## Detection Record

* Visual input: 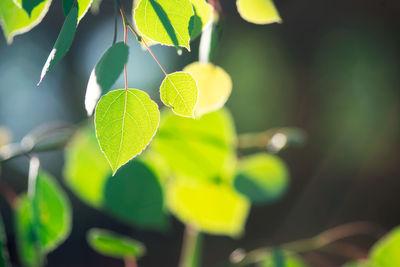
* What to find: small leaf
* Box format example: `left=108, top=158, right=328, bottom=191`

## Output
left=95, top=89, right=160, bottom=174
left=104, top=160, right=168, bottom=231
left=370, top=226, right=400, bottom=267
left=189, top=0, right=213, bottom=40
left=85, top=42, right=129, bottom=116
left=38, top=6, right=78, bottom=85
left=63, top=0, right=94, bottom=22
left=22, top=0, right=46, bottom=17
left=166, top=178, right=249, bottom=236
left=0, top=0, right=51, bottom=43
left=160, top=72, right=198, bottom=117
left=134, top=0, right=194, bottom=50
left=183, top=62, right=232, bottom=117
left=234, top=153, right=289, bottom=205
left=87, top=228, right=146, bottom=259
left=236, top=0, right=282, bottom=24
left=261, top=249, right=309, bottom=267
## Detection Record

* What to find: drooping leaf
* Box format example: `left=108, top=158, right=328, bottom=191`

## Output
left=160, top=72, right=198, bottom=118
left=234, top=153, right=289, bottom=205
left=0, top=215, right=10, bottom=267
left=134, top=0, right=194, bottom=50
left=166, top=178, right=249, bottom=236
left=95, top=89, right=160, bottom=174
left=183, top=62, right=232, bottom=117
left=370, top=226, right=400, bottom=267
left=63, top=126, right=110, bottom=207
left=152, top=108, right=236, bottom=182
left=0, top=0, right=52, bottom=43
left=87, top=228, right=146, bottom=259
left=236, top=0, right=282, bottom=24
left=38, top=6, right=78, bottom=85
left=85, top=42, right=129, bottom=116
left=104, top=160, right=168, bottom=231
left=189, top=0, right=212, bottom=40
left=62, top=0, right=93, bottom=22
left=21, top=0, right=46, bottom=17
left=33, top=171, right=72, bottom=252
left=261, top=249, right=309, bottom=267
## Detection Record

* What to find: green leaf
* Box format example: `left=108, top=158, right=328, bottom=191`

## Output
left=95, top=89, right=160, bottom=174
left=85, top=42, right=129, bottom=116
left=33, top=171, right=72, bottom=252
left=62, top=0, right=93, bottom=22
left=38, top=6, right=78, bottom=85
left=166, top=178, right=249, bottom=236
left=15, top=196, right=42, bottom=267
left=87, top=228, right=145, bottom=259
left=370, top=226, right=400, bottom=267
left=134, top=0, right=194, bottom=50
left=63, top=126, right=110, bottom=207
left=160, top=72, right=199, bottom=118
left=0, top=0, right=52, bottom=43
left=236, top=0, right=282, bottom=25
left=0, top=215, right=10, bottom=267
left=234, top=153, right=289, bottom=205
left=189, top=0, right=212, bottom=40
left=104, top=160, right=168, bottom=231
left=152, top=108, right=236, bottom=182
left=22, top=0, right=46, bottom=17
left=261, top=249, right=309, bottom=267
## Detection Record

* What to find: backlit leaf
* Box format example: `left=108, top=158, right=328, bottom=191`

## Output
left=234, top=153, right=289, bottom=204
left=370, top=226, right=400, bottom=267
left=95, top=89, right=160, bottom=174
left=85, top=42, right=129, bottom=116
left=63, top=0, right=93, bottom=22
left=183, top=62, right=232, bottom=117
left=236, top=0, right=281, bottom=24
left=21, top=0, right=46, bottom=17
left=87, top=228, right=146, bottom=259
left=160, top=72, right=198, bottom=118
left=0, top=0, right=52, bottom=43
left=38, top=6, right=78, bottom=85
left=189, top=0, right=212, bottom=40
left=134, top=0, right=194, bottom=50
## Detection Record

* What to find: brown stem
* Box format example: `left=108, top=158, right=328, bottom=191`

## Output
left=124, top=257, right=138, bottom=267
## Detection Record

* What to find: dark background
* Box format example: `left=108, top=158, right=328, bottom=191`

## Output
left=0, top=0, right=400, bottom=266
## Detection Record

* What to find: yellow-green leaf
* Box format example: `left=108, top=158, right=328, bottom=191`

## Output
left=183, top=62, right=232, bottom=117
left=62, top=0, right=93, bottom=22
left=236, top=0, right=282, bottom=24
left=134, top=0, right=194, bottom=50
left=95, top=89, right=160, bottom=174
left=0, top=0, right=52, bottom=43
left=160, top=72, right=198, bottom=118
left=370, top=226, right=400, bottom=267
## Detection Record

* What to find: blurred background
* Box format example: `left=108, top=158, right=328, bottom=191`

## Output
left=0, top=0, right=399, bottom=266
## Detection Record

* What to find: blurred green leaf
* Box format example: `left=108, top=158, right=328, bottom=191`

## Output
left=87, top=228, right=145, bottom=259
left=104, top=160, right=168, bottom=231
left=64, top=126, right=110, bottom=207
left=38, top=6, right=78, bottom=85
left=134, top=0, right=193, bottom=50
left=370, top=226, right=400, bottom=267
left=236, top=0, right=281, bottom=25
left=63, top=0, right=93, bottom=22
left=152, top=108, right=236, bottom=182
left=260, top=249, right=309, bottom=267
left=0, top=0, right=51, bottom=43
left=189, top=0, right=212, bottom=40
left=160, top=72, right=199, bottom=118
left=95, top=89, right=160, bottom=174
left=234, top=153, right=289, bottom=204
left=85, top=42, right=129, bottom=116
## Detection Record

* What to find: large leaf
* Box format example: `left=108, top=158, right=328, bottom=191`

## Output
left=134, top=0, right=194, bottom=50
left=38, top=6, right=78, bottom=85
left=160, top=72, right=199, bottom=118
left=33, top=171, right=72, bottom=252
left=189, top=0, right=212, bottom=40
left=0, top=0, right=52, bottom=43
left=104, top=160, right=168, bottom=231
left=166, top=178, right=249, bottom=236
left=62, top=0, right=93, bottom=22
left=183, top=62, right=232, bottom=117
left=234, top=153, right=289, bottom=205
left=152, top=108, right=236, bottom=182
left=85, top=42, right=129, bottom=116
left=95, top=89, right=160, bottom=174
left=63, top=126, right=110, bottom=207
left=87, top=228, right=146, bottom=259
left=370, top=226, right=400, bottom=267
left=236, top=0, right=281, bottom=24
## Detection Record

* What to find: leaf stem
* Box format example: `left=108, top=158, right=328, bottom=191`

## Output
left=124, top=257, right=138, bottom=267
left=179, top=225, right=202, bottom=267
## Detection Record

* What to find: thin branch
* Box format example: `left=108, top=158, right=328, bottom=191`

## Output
left=179, top=225, right=201, bottom=267
left=124, top=257, right=138, bottom=267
